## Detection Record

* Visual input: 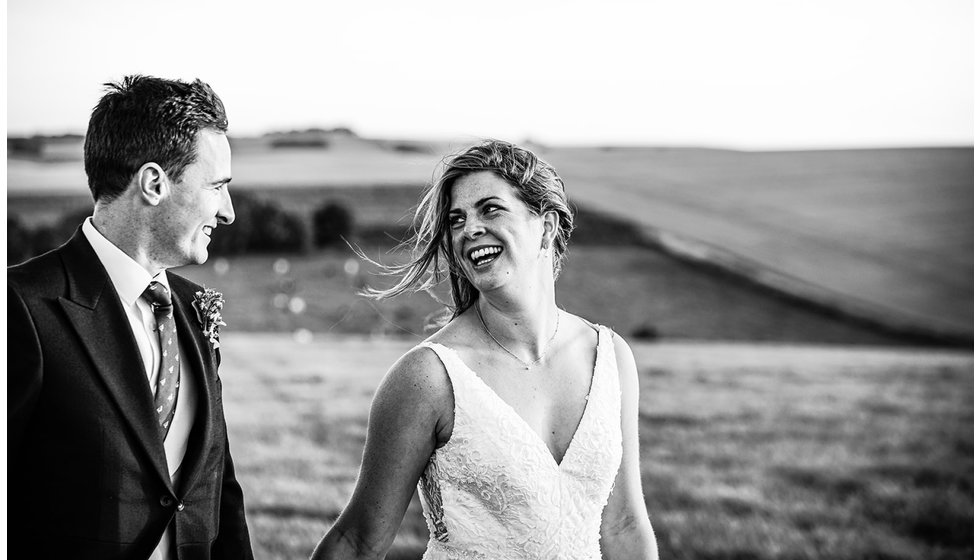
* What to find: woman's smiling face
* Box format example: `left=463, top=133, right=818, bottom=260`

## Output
left=448, top=171, right=546, bottom=291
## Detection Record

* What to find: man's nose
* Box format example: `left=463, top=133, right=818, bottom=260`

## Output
left=217, top=188, right=235, bottom=225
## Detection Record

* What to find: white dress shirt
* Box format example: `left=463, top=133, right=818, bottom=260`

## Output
left=82, top=218, right=198, bottom=560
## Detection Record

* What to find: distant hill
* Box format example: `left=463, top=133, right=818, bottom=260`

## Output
left=7, top=139, right=970, bottom=344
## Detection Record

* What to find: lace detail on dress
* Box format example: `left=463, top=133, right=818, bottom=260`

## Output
left=420, top=455, right=450, bottom=542
left=415, top=326, right=623, bottom=560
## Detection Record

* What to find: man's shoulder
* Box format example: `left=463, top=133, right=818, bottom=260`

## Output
left=167, top=271, right=202, bottom=294
left=8, top=245, right=69, bottom=297
left=166, top=271, right=218, bottom=302
left=9, top=226, right=91, bottom=291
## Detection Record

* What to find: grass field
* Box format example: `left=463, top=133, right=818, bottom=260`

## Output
left=217, top=334, right=973, bottom=560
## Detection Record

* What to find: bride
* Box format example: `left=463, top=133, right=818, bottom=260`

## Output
left=311, top=140, right=658, bottom=559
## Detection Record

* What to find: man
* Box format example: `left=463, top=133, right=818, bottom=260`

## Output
left=8, top=75, right=254, bottom=559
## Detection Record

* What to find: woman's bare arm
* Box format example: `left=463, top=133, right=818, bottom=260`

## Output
left=600, top=333, right=659, bottom=560
left=311, top=346, right=452, bottom=559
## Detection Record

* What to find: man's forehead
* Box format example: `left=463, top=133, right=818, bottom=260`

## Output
left=196, top=129, right=228, bottom=147
left=196, top=130, right=231, bottom=161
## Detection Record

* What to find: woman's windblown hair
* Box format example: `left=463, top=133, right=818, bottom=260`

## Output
left=361, top=139, right=574, bottom=321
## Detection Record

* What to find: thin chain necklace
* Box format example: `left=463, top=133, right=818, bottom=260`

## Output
left=476, top=304, right=560, bottom=370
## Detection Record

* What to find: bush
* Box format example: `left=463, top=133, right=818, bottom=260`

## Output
left=632, top=323, right=660, bottom=340
left=313, top=201, right=354, bottom=248
left=250, top=204, right=306, bottom=253
left=209, top=192, right=307, bottom=255
left=7, top=136, right=44, bottom=157
left=269, top=137, right=328, bottom=149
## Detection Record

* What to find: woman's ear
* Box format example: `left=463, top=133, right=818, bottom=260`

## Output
left=541, top=210, right=559, bottom=250
left=136, top=162, right=167, bottom=206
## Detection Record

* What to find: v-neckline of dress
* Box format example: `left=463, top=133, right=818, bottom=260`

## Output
left=438, top=326, right=604, bottom=470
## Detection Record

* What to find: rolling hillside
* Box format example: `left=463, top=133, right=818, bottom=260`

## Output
left=7, top=134, right=971, bottom=343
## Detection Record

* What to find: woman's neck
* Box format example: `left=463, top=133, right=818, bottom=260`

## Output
left=475, top=278, right=560, bottom=358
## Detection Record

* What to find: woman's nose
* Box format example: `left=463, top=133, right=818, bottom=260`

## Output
left=462, top=220, right=485, bottom=239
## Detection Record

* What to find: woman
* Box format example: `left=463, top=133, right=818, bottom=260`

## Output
left=311, top=140, right=658, bottom=559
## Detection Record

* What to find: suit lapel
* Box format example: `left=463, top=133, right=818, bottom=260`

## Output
left=57, top=230, right=172, bottom=488
left=168, top=277, right=216, bottom=494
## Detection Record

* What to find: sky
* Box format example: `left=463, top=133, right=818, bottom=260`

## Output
left=5, top=0, right=974, bottom=149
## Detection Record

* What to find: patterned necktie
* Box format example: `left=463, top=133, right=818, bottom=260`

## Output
left=141, top=281, right=181, bottom=438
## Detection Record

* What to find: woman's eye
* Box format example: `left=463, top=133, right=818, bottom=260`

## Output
left=449, top=215, right=464, bottom=228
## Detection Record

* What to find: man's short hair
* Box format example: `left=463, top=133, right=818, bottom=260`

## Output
left=84, top=75, right=228, bottom=203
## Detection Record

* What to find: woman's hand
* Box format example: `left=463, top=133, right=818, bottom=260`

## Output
left=311, top=346, right=453, bottom=560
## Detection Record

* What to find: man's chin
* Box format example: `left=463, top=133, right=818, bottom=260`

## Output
left=192, top=239, right=212, bottom=265
left=193, top=250, right=209, bottom=265
left=180, top=247, right=209, bottom=267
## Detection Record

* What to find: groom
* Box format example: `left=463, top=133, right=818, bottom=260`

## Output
left=8, top=75, right=254, bottom=559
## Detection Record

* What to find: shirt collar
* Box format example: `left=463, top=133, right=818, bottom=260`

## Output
left=82, top=217, right=171, bottom=306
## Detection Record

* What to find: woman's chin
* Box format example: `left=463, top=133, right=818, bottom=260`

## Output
left=464, top=265, right=493, bottom=283
left=467, top=268, right=519, bottom=294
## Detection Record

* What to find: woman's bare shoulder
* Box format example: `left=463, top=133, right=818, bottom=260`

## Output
left=372, top=342, right=455, bottom=422
left=386, top=343, right=449, bottom=391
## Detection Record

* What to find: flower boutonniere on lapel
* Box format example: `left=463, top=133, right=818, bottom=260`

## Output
left=193, top=287, right=227, bottom=350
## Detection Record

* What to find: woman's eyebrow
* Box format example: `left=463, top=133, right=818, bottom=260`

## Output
left=449, top=196, right=504, bottom=214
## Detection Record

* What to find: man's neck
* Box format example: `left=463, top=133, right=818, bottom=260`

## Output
left=91, top=208, right=165, bottom=277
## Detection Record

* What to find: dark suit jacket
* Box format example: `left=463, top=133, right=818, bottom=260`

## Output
left=8, top=229, right=254, bottom=560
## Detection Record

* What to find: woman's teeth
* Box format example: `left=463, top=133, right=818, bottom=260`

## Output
left=469, top=246, right=502, bottom=266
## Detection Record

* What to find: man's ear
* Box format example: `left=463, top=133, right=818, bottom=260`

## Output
left=136, top=163, right=167, bottom=205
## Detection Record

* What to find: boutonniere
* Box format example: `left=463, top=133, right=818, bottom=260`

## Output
left=193, top=287, right=227, bottom=349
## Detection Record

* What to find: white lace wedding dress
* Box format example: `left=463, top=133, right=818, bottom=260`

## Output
left=415, top=325, right=623, bottom=560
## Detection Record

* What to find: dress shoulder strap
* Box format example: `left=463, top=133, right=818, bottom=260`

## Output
left=416, top=341, right=471, bottom=391
left=415, top=341, right=489, bottom=432
left=592, top=324, right=623, bottom=395
left=416, top=340, right=446, bottom=360
left=578, top=318, right=613, bottom=359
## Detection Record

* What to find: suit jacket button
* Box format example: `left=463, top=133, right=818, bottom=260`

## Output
left=160, top=496, right=174, bottom=507
left=176, top=501, right=185, bottom=512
